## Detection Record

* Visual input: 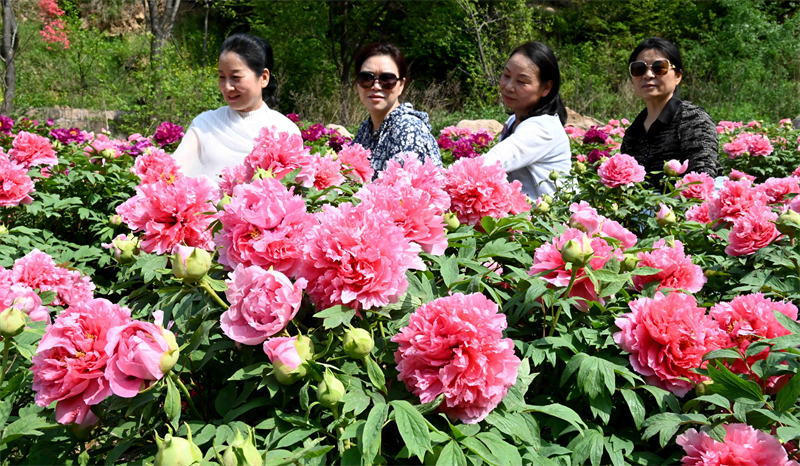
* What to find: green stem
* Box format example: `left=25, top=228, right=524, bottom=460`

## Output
left=550, top=267, right=579, bottom=337
left=0, top=338, right=10, bottom=386
left=171, top=373, right=203, bottom=420
left=199, top=280, right=229, bottom=310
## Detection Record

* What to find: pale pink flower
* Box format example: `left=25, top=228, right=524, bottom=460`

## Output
left=758, top=177, right=800, bottom=204
left=677, top=424, right=800, bottom=466
left=222, top=264, right=307, bottom=345
left=717, top=121, right=743, bottom=133
left=83, top=133, right=124, bottom=160
left=310, top=153, right=345, bottom=190
left=633, top=239, right=705, bottom=293
left=614, top=292, right=726, bottom=397
left=657, top=203, right=673, bottom=221
left=298, top=202, right=424, bottom=311
left=8, top=131, right=57, bottom=169
left=665, top=159, right=688, bottom=175
left=726, top=209, right=780, bottom=256
left=793, top=165, right=800, bottom=178
left=709, top=178, right=769, bottom=223
left=568, top=201, right=602, bottom=234
left=104, top=316, right=175, bottom=398
left=564, top=126, right=586, bottom=140
left=0, top=150, right=35, bottom=207
left=676, top=172, right=716, bottom=201
left=749, top=134, right=775, bottom=156
left=600, top=219, right=638, bottom=249
left=219, top=164, right=249, bottom=197
left=116, top=176, right=220, bottom=254
left=377, top=152, right=449, bottom=214
left=133, top=148, right=182, bottom=185
left=439, top=126, right=472, bottom=138
left=263, top=337, right=304, bottom=370
left=597, top=153, right=646, bottom=188
left=244, top=126, right=314, bottom=184
left=723, top=137, right=749, bottom=158
left=576, top=153, right=587, bottom=162
left=528, top=228, right=622, bottom=311
left=444, top=157, right=530, bottom=226
left=12, top=249, right=95, bottom=307
left=0, top=284, right=50, bottom=323
left=747, top=120, right=762, bottom=128
left=337, top=143, right=374, bottom=183
left=31, top=298, right=132, bottom=425
left=729, top=169, right=756, bottom=182
left=215, top=178, right=313, bottom=275
left=685, top=203, right=712, bottom=223
left=392, top=293, right=520, bottom=424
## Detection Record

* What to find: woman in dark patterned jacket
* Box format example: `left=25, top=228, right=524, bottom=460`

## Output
left=620, top=37, right=720, bottom=188
left=351, top=43, right=442, bottom=176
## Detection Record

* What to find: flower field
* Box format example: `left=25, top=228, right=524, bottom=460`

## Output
left=1, top=114, right=800, bottom=465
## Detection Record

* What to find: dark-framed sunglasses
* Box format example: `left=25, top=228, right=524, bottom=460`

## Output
left=356, top=71, right=400, bottom=90
left=629, top=60, right=676, bottom=78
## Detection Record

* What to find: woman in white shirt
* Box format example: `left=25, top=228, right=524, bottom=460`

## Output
left=172, top=33, right=300, bottom=182
left=482, top=41, right=570, bottom=199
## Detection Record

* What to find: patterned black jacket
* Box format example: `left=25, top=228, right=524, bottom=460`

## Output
left=353, top=103, right=442, bottom=177
left=620, top=97, right=721, bottom=188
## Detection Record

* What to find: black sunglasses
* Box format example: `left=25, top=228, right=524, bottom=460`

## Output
left=629, top=60, right=676, bottom=78
left=356, top=71, right=400, bottom=90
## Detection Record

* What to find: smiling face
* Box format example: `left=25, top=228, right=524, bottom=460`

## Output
left=218, top=51, right=269, bottom=113
left=499, top=53, right=552, bottom=118
left=356, top=54, right=405, bottom=118
left=631, top=48, right=682, bottom=103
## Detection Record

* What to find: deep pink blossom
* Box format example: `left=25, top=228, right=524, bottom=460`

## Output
left=677, top=424, right=799, bottom=466
left=301, top=123, right=326, bottom=142
left=709, top=178, right=769, bottom=223
left=31, top=299, right=132, bottom=425
left=133, top=148, right=182, bottom=185
left=286, top=113, right=300, bottom=123
left=597, top=153, right=646, bottom=188
left=0, top=115, right=13, bottom=134
left=633, top=239, right=705, bottom=293
left=758, top=177, right=800, bottom=204
left=677, top=172, right=716, bottom=201
left=614, top=292, right=726, bottom=397
left=0, top=150, right=35, bottom=207
left=337, top=143, right=374, bottom=183
left=298, top=202, right=424, bottom=311
left=12, top=249, right=95, bottom=307
left=392, top=293, right=520, bottom=424
left=219, top=164, right=249, bottom=197
left=50, top=128, right=86, bottom=145
left=583, top=127, right=609, bottom=145
left=569, top=201, right=602, bottom=233
left=437, top=134, right=456, bottom=151
left=84, top=134, right=124, bottom=160
left=729, top=169, right=757, bottom=182
left=0, top=283, right=50, bottom=323
left=378, top=153, right=449, bottom=214
left=9, top=131, right=58, bottom=169
left=685, top=203, right=712, bottom=223
left=725, top=209, right=780, bottom=256
left=452, top=138, right=478, bottom=159
left=116, top=176, right=220, bottom=254
left=587, top=149, right=609, bottom=165
left=152, top=121, right=184, bottom=147
left=222, top=264, right=307, bottom=345
left=244, top=126, right=314, bottom=184
left=310, top=153, right=345, bottom=190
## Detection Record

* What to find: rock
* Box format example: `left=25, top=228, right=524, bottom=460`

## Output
left=792, top=116, right=800, bottom=130
left=565, top=107, right=602, bottom=131
left=455, top=119, right=504, bottom=134
left=325, top=124, right=353, bottom=139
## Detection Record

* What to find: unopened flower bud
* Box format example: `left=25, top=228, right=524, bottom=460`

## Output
left=0, top=225, right=8, bottom=236
left=105, top=234, right=139, bottom=264
left=663, top=159, right=688, bottom=177
left=171, top=246, right=212, bottom=282
left=573, top=162, right=587, bottom=175
left=109, top=214, right=123, bottom=227
left=159, top=328, right=180, bottom=374
left=656, top=204, right=677, bottom=227
left=777, top=210, right=800, bottom=238
left=252, top=168, right=273, bottom=180
left=560, top=237, right=594, bottom=268
left=533, top=201, right=550, bottom=214
left=343, top=328, right=374, bottom=360
left=316, top=370, right=345, bottom=408
left=222, top=427, right=262, bottom=466
left=695, top=380, right=713, bottom=397
left=549, top=170, right=560, bottom=181
left=443, top=212, right=460, bottom=232
left=543, top=195, right=554, bottom=205
left=217, top=194, right=232, bottom=210
left=295, top=334, right=314, bottom=361
left=0, top=307, right=25, bottom=338
left=154, top=426, right=204, bottom=466
left=102, top=148, right=116, bottom=159
left=52, top=140, right=63, bottom=150
left=620, top=254, right=640, bottom=272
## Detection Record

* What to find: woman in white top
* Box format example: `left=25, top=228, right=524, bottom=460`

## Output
left=172, top=33, right=300, bottom=182
left=482, top=41, right=570, bottom=199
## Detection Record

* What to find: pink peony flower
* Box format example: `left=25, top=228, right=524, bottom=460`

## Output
left=440, top=126, right=472, bottom=138
left=710, top=294, right=798, bottom=392
left=104, top=314, right=177, bottom=398
left=337, top=143, right=374, bottom=183
left=758, top=177, right=800, bottom=204
left=298, top=202, right=424, bottom=311
left=12, top=249, right=95, bottom=307
left=725, top=209, right=780, bottom=256
left=83, top=133, right=124, bottom=160
left=219, top=163, right=249, bottom=197
left=152, top=121, right=184, bottom=147
left=633, top=239, right=705, bottom=293
left=215, top=178, right=313, bottom=274
left=676, top=172, right=716, bottom=201
left=793, top=165, right=800, bottom=178
left=587, top=149, right=609, bottom=165
left=723, top=137, right=749, bottom=158
left=0, top=150, right=35, bottom=207
left=677, top=424, right=800, bottom=466
left=685, top=203, right=712, bottom=223
left=377, top=152, right=449, bottom=214
left=600, top=219, right=638, bottom=249
left=356, top=181, right=447, bottom=255
left=657, top=203, right=673, bottom=222
left=0, top=283, right=50, bottom=323
left=528, top=228, right=622, bottom=311
left=569, top=201, right=602, bottom=233
left=748, top=134, right=774, bottom=156
left=222, top=264, right=307, bottom=345
left=597, top=153, right=646, bottom=188
left=31, top=298, right=132, bottom=424
left=575, top=153, right=587, bottom=162
left=709, top=178, right=769, bottom=223
left=444, top=157, right=530, bottom=226
left=310, top=153, right=345, bottom=190
left=8, top=131, right=58, bottom=169
left=263, top=336, right=304, bottom=370
left=116, top=176, right=220, bottom=254
left=133, top=148, right=182, bottom=185
left=665, top=159, right=688, bottom=176
left=729, top=169, right=756, bottom=182
left=614, top=292, right=726, bottom=397
left=244, top=126, right=314, bottom=184
left=392, top=293, right=520, bottom=424
left=717, top=121, right=743, bottom=133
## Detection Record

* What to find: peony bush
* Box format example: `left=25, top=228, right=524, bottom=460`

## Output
left=1, top=115, right=800, bottom=465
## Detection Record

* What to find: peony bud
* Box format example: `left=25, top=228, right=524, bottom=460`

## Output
left=295, top=335, right=314, bottom=361
left=542, top=195, right=554, bottom=205
left=695, top=380, right=713, bottom=397
left=343, top=328, right=374, bottom=360
left=549, top=170, right=560, bottom=181
left=102, top=148, right=117, bottom=159
left=0, top=307, right=25, bottom=338
left=154, top=428, right=204, bottom=466
left=0, top=224, right=8, bottom=236
left=265, top=337, right=309, bottom=385
left=109, top=214, right=123, bottom=226
left=217, top=194, right=232, bottom=210
left=443, top=212, right=460, bottom=232
left=620, top=254, right=640, bottom=272
left=663, top=159, right=688, bottom=176
left=573, top=162, right=587, bottom=175
left=222, top=427, right=263, bottom=466
left=560, top=237, right=594, bottom=268
left=316, top=370, right=345, bottom=408
left=533, top=201, right=550, bottom=215
left=252, top=168, right=274, bottom=180
left=171, top=246, right=212, bottom=282
left=777, top=210, right=800, bottom=238
left=159, top=328, right=180, bottom=374
left=656, top=203, right=677, bottom=227
left=104, top=234, right=139, bottom=264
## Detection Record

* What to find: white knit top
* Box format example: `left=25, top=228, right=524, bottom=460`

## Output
left=171, top=102, right=301, bottom=182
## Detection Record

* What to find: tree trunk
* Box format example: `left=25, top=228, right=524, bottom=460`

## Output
left=202, top=0, right=209, bottom=73
left=0, top=0, right=17, bottom=116
left=143, top=0, right=181, bottom=63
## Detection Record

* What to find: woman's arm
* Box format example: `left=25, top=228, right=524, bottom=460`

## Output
left=482, top=118, right=554, bottom=173
left=681, top=106, right=721, bottom=177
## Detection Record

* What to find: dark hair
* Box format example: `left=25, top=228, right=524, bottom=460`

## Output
left=219, top=33, right=279, bottom=108
left=353, top=43, right=408, bottom=82
left=508, top=41, right=567, bottom=126
left=628, top=37, right=684, bottom=97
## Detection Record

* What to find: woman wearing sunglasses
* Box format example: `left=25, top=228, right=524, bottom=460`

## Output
left=481, top=41, right=571, bottom=199
left=351, top=43, right=441, bottom=175
left=620, top=37, right=720, bottom=187
left=172, top=33, right=300, bottom=182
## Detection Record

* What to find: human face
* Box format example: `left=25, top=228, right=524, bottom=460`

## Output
left=631, top=48, right=682, bottom=103
left=499, top=53, right=552, bottom=117
left=218, top=51, right=269, bottom=112
left=357, top=55, right=405, bottom=118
